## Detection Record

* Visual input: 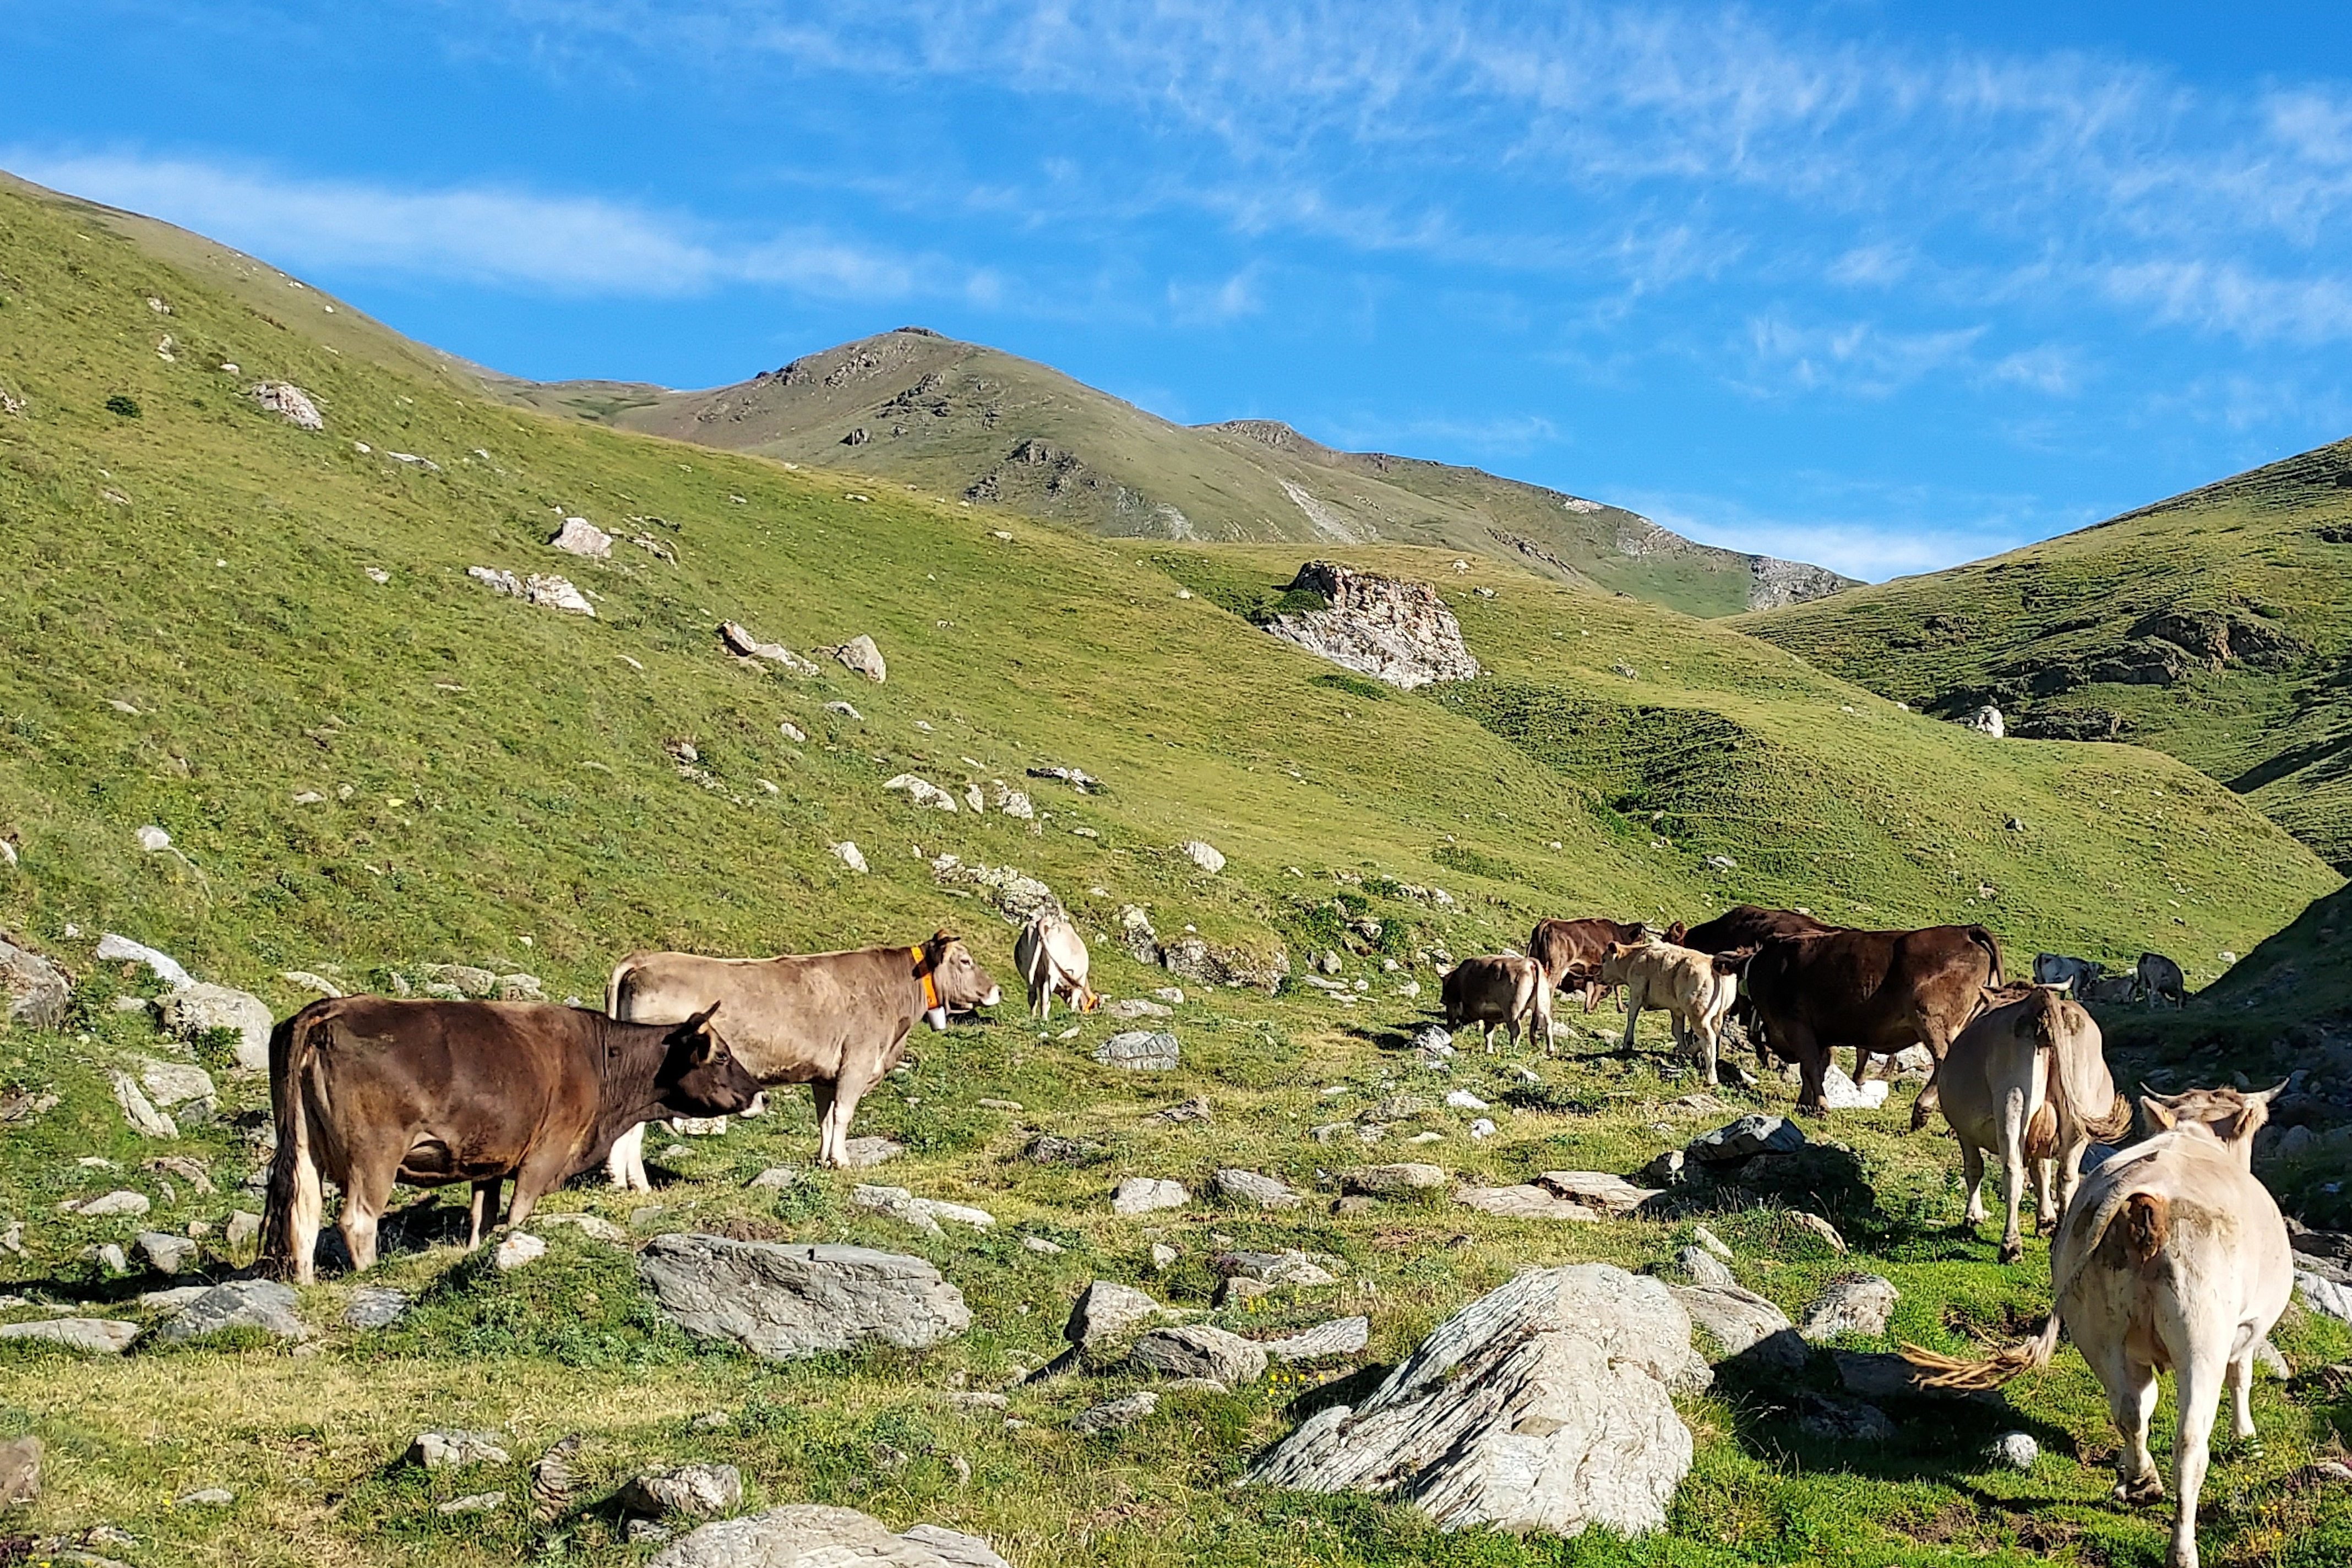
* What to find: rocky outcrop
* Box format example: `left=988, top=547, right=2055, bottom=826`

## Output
left=1, top=938, right=69, bottom=1030
left=1261, top=562, right=1479, bottom=690
left=635, top=1235, right=969, bottom=1359
left=1747, top=556, right=1852, bottom=611
left=249, top=381, right=323, bottom=430
left=1248, top=1265, right=1706, bottom=1536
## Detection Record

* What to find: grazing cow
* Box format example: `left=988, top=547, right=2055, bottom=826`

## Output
left=1015, top=911, right=1098, bottom=1021
left=604, top=931, right=1000, bottom=1180
left=1441, top=955, right=1555, bottom=1054
left=1908, top=1085, right=2292, bottom=1568
left=1527, top=917, right=1647, bottom=1012
left=2138, top=951, right=2187, bottom=1009
left=1745, top=924, right=2005, bottom=1120
left=1936, top=985, right=2133, bottom=1261
left=2083, top=973, right=2141, bottom=1005
left=1597, top=938, right=1741, bottom=1086
left=261, top=999, right=758, bottom=1284
left=2033, top=952, right=2103, bottom=995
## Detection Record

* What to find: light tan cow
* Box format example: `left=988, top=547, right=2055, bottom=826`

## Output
left=1936, top=985, right=2133, bottom=1261
left=1598, top=938, right=1739, bottom=1086
left=1908, top=1084, right=2293, bottom=1568
left=603, top=931, right=1000, bottom=1180
left=1014, top=911, right=1098, bottom=1021
left=1440, top=954, right=1555, bottom=1054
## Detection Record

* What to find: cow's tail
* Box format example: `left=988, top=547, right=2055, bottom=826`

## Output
left=259, top=1006, right=322, bottom=1278
left=1968, top=925, right=2005, bottom=989
left=1905, top=1171, right=2156, bottom=1390
left=2028, top=988, right=2133, bottom=1151
left=605, top=956, right=641, bottom=1020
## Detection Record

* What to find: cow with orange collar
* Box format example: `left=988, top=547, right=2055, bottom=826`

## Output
left=602, top=930, right=1001, bottom=1178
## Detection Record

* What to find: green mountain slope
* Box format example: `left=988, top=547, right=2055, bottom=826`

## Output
left=1741, top=442, right=2352, bottom=869
left=511, top=328, right=1855, bottom=618
left=9, top=171, right=2352, bottom=1568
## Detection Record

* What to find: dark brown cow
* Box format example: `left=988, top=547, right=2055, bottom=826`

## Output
left=261, top=999, right=760, bottom=1283
left=605, top=930, right=1001, bottom=1175
left=1745, top=924, right=2006, bottom=1121
left=1528, top=917, right=1647, bottom=1012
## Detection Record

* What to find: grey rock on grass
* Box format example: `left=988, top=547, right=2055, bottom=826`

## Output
left=1065, top=1280, right=1164, bottom=1349
left=155, top=983, right=274, bottom=1071
left=637, top=1235, right=969, bottom=1359
left=1072, top=1391, right=1160, bottom=1435
left=619, top=1462, right=743, bottom=1520
left=0, top=939, right=69, bottom=1030
left=1095, top=1031, right=1180, bottom=1071
left=345, top=1287, right=411, bottom=1330
left=649, top=1504, right=1010, bottom=1568
left=1110, top=1178, right=1187, bottom=1215
left=407, top=1430, right=511, bottom=1469
left=1213, top=1168, right=1300, bottom=1209
left=0, top=1318, right=139, bottom=1354
left=1130, top=1324, right=1267, bottom=1387
left=1672, top=1284, right=1806, bottom=1375
left=1797, top=1275, right=1898, bottom=1342
left=156, top=1280, right=306, bottom=1342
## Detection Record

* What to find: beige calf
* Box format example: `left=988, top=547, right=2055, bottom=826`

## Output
left=1598, top=939, right=1738, bottom=1086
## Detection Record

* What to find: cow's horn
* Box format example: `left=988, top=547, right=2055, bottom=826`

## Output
left=2253, top=1077, right=2291, bottom=1104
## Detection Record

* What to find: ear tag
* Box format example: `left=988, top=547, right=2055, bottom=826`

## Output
left=925, top=1006, right=949, bottom=1032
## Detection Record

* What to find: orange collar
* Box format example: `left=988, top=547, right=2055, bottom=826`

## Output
left=908, top=946, right=941, bottom=1011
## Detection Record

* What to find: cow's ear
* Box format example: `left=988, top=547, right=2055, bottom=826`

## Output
left=2139, top=1091, right=2177, bottom=1130
left=685, top=1003, right=724, bottom=1062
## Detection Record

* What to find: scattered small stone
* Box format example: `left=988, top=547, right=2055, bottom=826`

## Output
left=1096, top=1031, right=1180, bottom=1071
left=1678, top=1246, right=1733, bottom=1287
left=65, top=1190, right=150, bottom=1219
left=345, top=1287, right=411, bottom=1330
left=409, top=1430, right=512, bottom=1470
left=619, top=1463, right=743, bottom=1521
left=1073, top=1391, right=1158, bottom=1434
left=536, top=1212, right=624, bottom=1242
left=1798, top=1273, right=1898, bottom=1341
left=549, top=516, right=613, bottom=557
left=493, top=1232, right=547, bottom=1271
left=1992, top=1431, right=2038, bottom=1471
left=1143, top=1095, right=1211, bottom=1126
left=977, top=1098, right=1023, bottom=1112
left=1692, top=1225, right=1732, bottom=1260
left=829, top=841, right=869, bottom=874
left=829, top=634, right=888, bottom=682
left=1468, top=1117, right=1496, bottom=1140
left=135, top=1231, right=198, bottom=1275
left=1111, top=1178, right=1188, bottom=1215
left=1182, top=840, right=1225, bottom=874
left=1343, top=1163, right=1446, bottom=1196
left=1150, top=1243, right=1178, bottom=1269
left=1066, top=1280, right=1166, bottom=1348
left=747, top=1167, right=800, bottom=1191
left=825, top=700, right=864, bottom=721
left=438, top=1491, right=506, bottom=1515
left=1444, top=1088, right=1490, bottom=1112
left=0, top=1318, right=140, bottom=1354
left=838, top=1137, right=905, bottom=1168
left=1687, top=1114, right=1806, bottom=1166
left=1131, top=1324, right=1267, bottom=1386
left=1215, top=1168, right=1302, bottom=1209
left=1789, top=1212, right=1848, bottom=1254
left=1211, top=1250, right=1337, bottom=1286
left=176, top=1486, right=235, bottom=1506
left=1021, top=1236, right=1064, bottom=1255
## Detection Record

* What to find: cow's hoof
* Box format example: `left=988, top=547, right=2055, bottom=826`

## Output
left=2114, top=1475, right=2165, bottom=1507
left=1997, top=1241, right=2023, bottom=1265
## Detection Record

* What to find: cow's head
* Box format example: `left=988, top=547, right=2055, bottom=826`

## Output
left=921, top=930, right=1002, bottom=1015
left=657, top=1003, right=765, bottom=1117
left=1597, top=941, right=1642, bottom=983
left=2141, top=1082, right=2285, bottom=1170
left=1663, top=922, right=1690, bottom=946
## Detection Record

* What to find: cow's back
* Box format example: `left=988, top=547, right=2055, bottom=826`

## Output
left=2061, top=1135, right=2292, bottom=1335
left=298, top=998, right=592, bottom=1171
left=611, top=948, right=910, bottom=1083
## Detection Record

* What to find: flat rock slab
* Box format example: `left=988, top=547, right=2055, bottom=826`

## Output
left=409, top=1430, right=511, bottom=1469
left=1131, top=1324, right=1267, bottom=1387
left=1214, top=1168, right=1302, bottom=1209
left=650, top=1504, right=1009, bottom=1568
left=1111, top=1177, right=1188, bottom=1215
left=1249, top=1265, right=1708, bottom=1537
left=1454, top=1185, right=1603, bottom=1222
left=1672, top=1284, right=1807, bottom=1376
left=1096, top=1031, right=1181, bottom=1071
left=1798, top=1274, right=1898, bottom=1342
left=158, top=1280, right=304, bottom=1342
left=1212, top=1250, right=1337, bottom=1286
left=1531, top=1171, right=1663, bottom=1218
left=638, top=1234, right=970, bottom=1359
left=0, top=1317, right=139, bottom=1354
left=1262, top=1317, right=1371, bottom=1362
left=1066, top=1280, right=1166, bottom=1349
left=1074, top=1390, right=1160, bottom=1435
left=1343, top=1163, right=1446, bottom=1196
left=838, top=1137, right=905, bottom=1169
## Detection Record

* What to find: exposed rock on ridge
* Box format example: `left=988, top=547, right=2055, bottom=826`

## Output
left=1262, top=562, right=1480, bottom=690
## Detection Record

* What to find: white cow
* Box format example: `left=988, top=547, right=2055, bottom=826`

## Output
left=1909, top=1084, right=2293, bottom=1568
left=1014, top=911, right=1097, bottom=1021
left=1935, top=985, right=2132, bottom=1261
left=1597, top=938, right=1739, bottom=1086
left=2138, top=951, right=2187, bottom=1009
left=2032, top=951, right=2102, bottom=995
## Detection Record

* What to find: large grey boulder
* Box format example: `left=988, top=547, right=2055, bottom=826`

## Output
left=157, top=1280, right=306, bottom=1342
left=1260, top=562, right=1481, bottom=690
left=636, top=1235, right=968, bottom=1359
left=139, top=1058, right=216, bottom=1107
left=1065, top=1280, right=1164, bottom=1349
left=649, top=1505, right=1009, bottom=1568
left=619, top=1463, right=743, bottom=1521
left=136, top=1231, right=199, bottom=1275
left=1130, top=1325, right=1267, bottom=1387
left=1213, top=1168, right=1301, bottom=1209
left=1687, top=1114, right=1805, bottom=1167
left=155, top=983, right=273, bottom=1071
left=1248, top=1265, right=1707, bottom=1536
left=1672, top=1284, right=1807, bottom=1375
left=0, top=939, right=69, bottom=1030
left=1797, top=1274, right=1899, bottom=1342
left=1095, top=1031, right=1180, bottom=1071
left=0, top=1318, right=139, bottom=1354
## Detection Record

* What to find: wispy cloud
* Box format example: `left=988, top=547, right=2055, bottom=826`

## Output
left=7, top=150, right=954, bottom=299
left=1629, top=487, right=2075, bottom=582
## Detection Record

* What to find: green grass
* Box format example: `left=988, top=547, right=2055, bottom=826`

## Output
left=1740, top=445, right=2352, bottom=871
left=2, top=171, right=2350, bottom=1567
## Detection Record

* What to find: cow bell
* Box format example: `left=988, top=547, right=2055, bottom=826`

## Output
left=924, top=1005, right=950, bottom=1032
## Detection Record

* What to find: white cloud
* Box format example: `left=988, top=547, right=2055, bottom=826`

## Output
left=1736, top=313, right=1985, bottom=399
left=7, top=150, right=947, bottom=300
left=1629, top=491, right=2052, bottom=582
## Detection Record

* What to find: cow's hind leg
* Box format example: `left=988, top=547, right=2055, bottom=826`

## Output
left=811, top=1079, right=841, bottom=1167
left=2168, top=1341, right=2228, bottom=1568
left=1959, top=1140, right=1987, bottom=1229
left=339, top=1157, right=399, bottom=1274
left=468, top=1179, right=502, bottom=1249
left=2225, top=1348, right=2260, bottom=1452
left=1997, top=1087, right=2029, bottom=1264
left=2103, top=1347, right=2166, bottom=1506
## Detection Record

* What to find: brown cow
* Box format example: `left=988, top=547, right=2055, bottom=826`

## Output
left=261, top=998, right=758, bottom=1283
left=1527, top=917, right=1647, bottom=1012
left=605, top=930, right=1001, bottom=1175
left=1441, top=954, right=1555, bottom=1054
left=1745, top=923, right=2005, bottom=1120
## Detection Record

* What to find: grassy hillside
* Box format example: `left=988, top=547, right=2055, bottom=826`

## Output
left=5, top=173, right=2351, bottom=1567
left=1741, top=443, right=2352, bottom=870
left=509, top=329, right=1854, bottom=619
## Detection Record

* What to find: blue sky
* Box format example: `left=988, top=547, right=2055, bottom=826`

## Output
left=9, top=2, right=2352, bottom=580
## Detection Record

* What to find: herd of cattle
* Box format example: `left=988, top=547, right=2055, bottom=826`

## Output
left=253, top=903, right=2269, bottom=1567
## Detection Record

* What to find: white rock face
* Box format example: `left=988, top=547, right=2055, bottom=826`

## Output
left=831, top=634, right=888, bottom=682
left=1182, top=840, right=1226, bottom=874
left=249, top=381, right=323, bottom=430
left=549, top=517, right=613, bottom=557
left=1963, top=705, right=2005, bottom=738
left=1261, top=561, right=1482, bottom=690
left=493, top=1233, right=547, bottom=1271
left=1816, top=1066, right=1891, bottom=1110
left=96, top=933, right=193, bottom=989
left=829, top=841, right=869, bottom=874
left=471, top=567, right=596, bottom=616
left=883, top=775, right=958, bottom=812
left=135, top=825, right=172, bottom=853
left=1248, top=1265, right=1706, bottom=1536
left=155, top=983, right=274, bottom=1071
